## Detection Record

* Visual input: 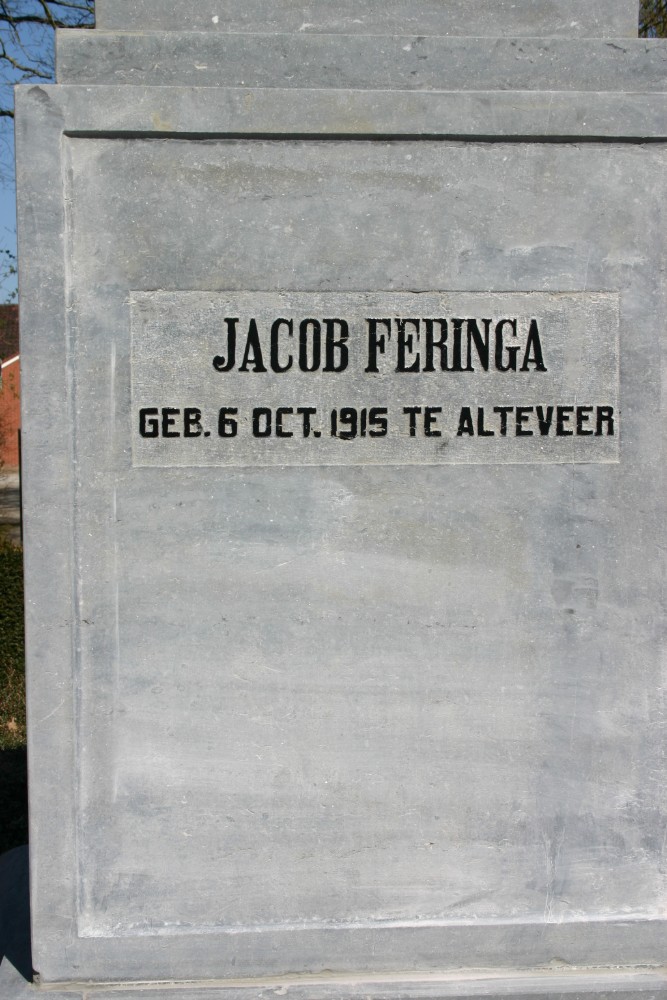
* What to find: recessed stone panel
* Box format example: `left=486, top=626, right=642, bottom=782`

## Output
left=130, top=290, right=619, bottom=467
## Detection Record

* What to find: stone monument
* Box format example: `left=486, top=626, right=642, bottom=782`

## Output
left=13, top=1, right=667, bottom=996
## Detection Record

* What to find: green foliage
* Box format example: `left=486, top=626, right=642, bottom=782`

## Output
left=640, top=0, right=667, bottom=35
left=0, top=537, right=25, bottom=750
left=0, top=537, right=27, bottom=851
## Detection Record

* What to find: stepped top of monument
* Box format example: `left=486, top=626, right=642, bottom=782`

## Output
left=94, top=0, right=639, bottom=38
left=59, top=0, right=660, bottom=91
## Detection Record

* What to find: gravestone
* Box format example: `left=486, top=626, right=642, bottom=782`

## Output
left=14, top=1, right=667, bottom=996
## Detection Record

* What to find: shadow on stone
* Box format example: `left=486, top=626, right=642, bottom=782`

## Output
left=0, top=749, right=28, bottom=856
left=0, top=844, right=32, bottom=982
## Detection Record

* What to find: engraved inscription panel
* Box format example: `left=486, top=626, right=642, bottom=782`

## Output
left=131, top=291, right=619, bottom=467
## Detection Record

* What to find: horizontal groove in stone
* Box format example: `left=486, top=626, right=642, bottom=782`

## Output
left=15, top=85, right=667, bottom=142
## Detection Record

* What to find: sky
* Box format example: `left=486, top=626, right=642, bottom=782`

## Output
left=0, top=6, right=91, bottom=304
left=0, top=127, right=18, bottom=304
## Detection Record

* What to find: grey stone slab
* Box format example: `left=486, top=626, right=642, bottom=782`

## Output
left=19, top=76, right=664, bottom=975
left=14, top=0, right=667, bottom=985
left=0, top=961, right=82, bottom=1000
left=55, top=33, right=667, bottom=91
left=0, top=846, right=81, bottom=997
left=14, top=74, right=667, bottom=986
left=87, top=971, right=667, bottom=999
left=0, top=969, right=665, bottom=1000
left=16, top=85, right=667, bottom=139
left=93, top=0, right=640, bottom=38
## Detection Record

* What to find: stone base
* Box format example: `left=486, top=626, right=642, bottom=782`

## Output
left=3, top=847, right=667, bottom=997
left=2, top=966, right=667, bottom=1000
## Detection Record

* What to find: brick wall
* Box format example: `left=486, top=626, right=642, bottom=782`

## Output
left=0, top=355, right=20, bottom=469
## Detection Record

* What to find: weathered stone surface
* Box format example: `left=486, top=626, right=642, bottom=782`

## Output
left=1, top=962, right=666, bottom=999
left=15, top=0, right=667, bottom=992
left=15, top=85, right=667, bottom=138
left=130, top=290, right=619, bottom=467
left=94, top=0, right=640, bottom=38
left=15, top=77, right=667, bottom=984
left=56, top=33, right=666, bottom=90
left=82, top=971, right=667, bottom=999
left=0, top=962, right=82, bottom=1000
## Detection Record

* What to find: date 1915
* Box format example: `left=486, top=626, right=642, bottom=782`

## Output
left=138, top=406, right=390, bottom=440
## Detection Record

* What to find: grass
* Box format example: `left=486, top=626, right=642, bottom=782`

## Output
left=0, top=537, right=28, bottom=853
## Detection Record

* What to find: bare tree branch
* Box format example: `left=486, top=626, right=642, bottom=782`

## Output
left=640, top=0, right=667, bottom=36
left=0, top=0, right=94, bottom=120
